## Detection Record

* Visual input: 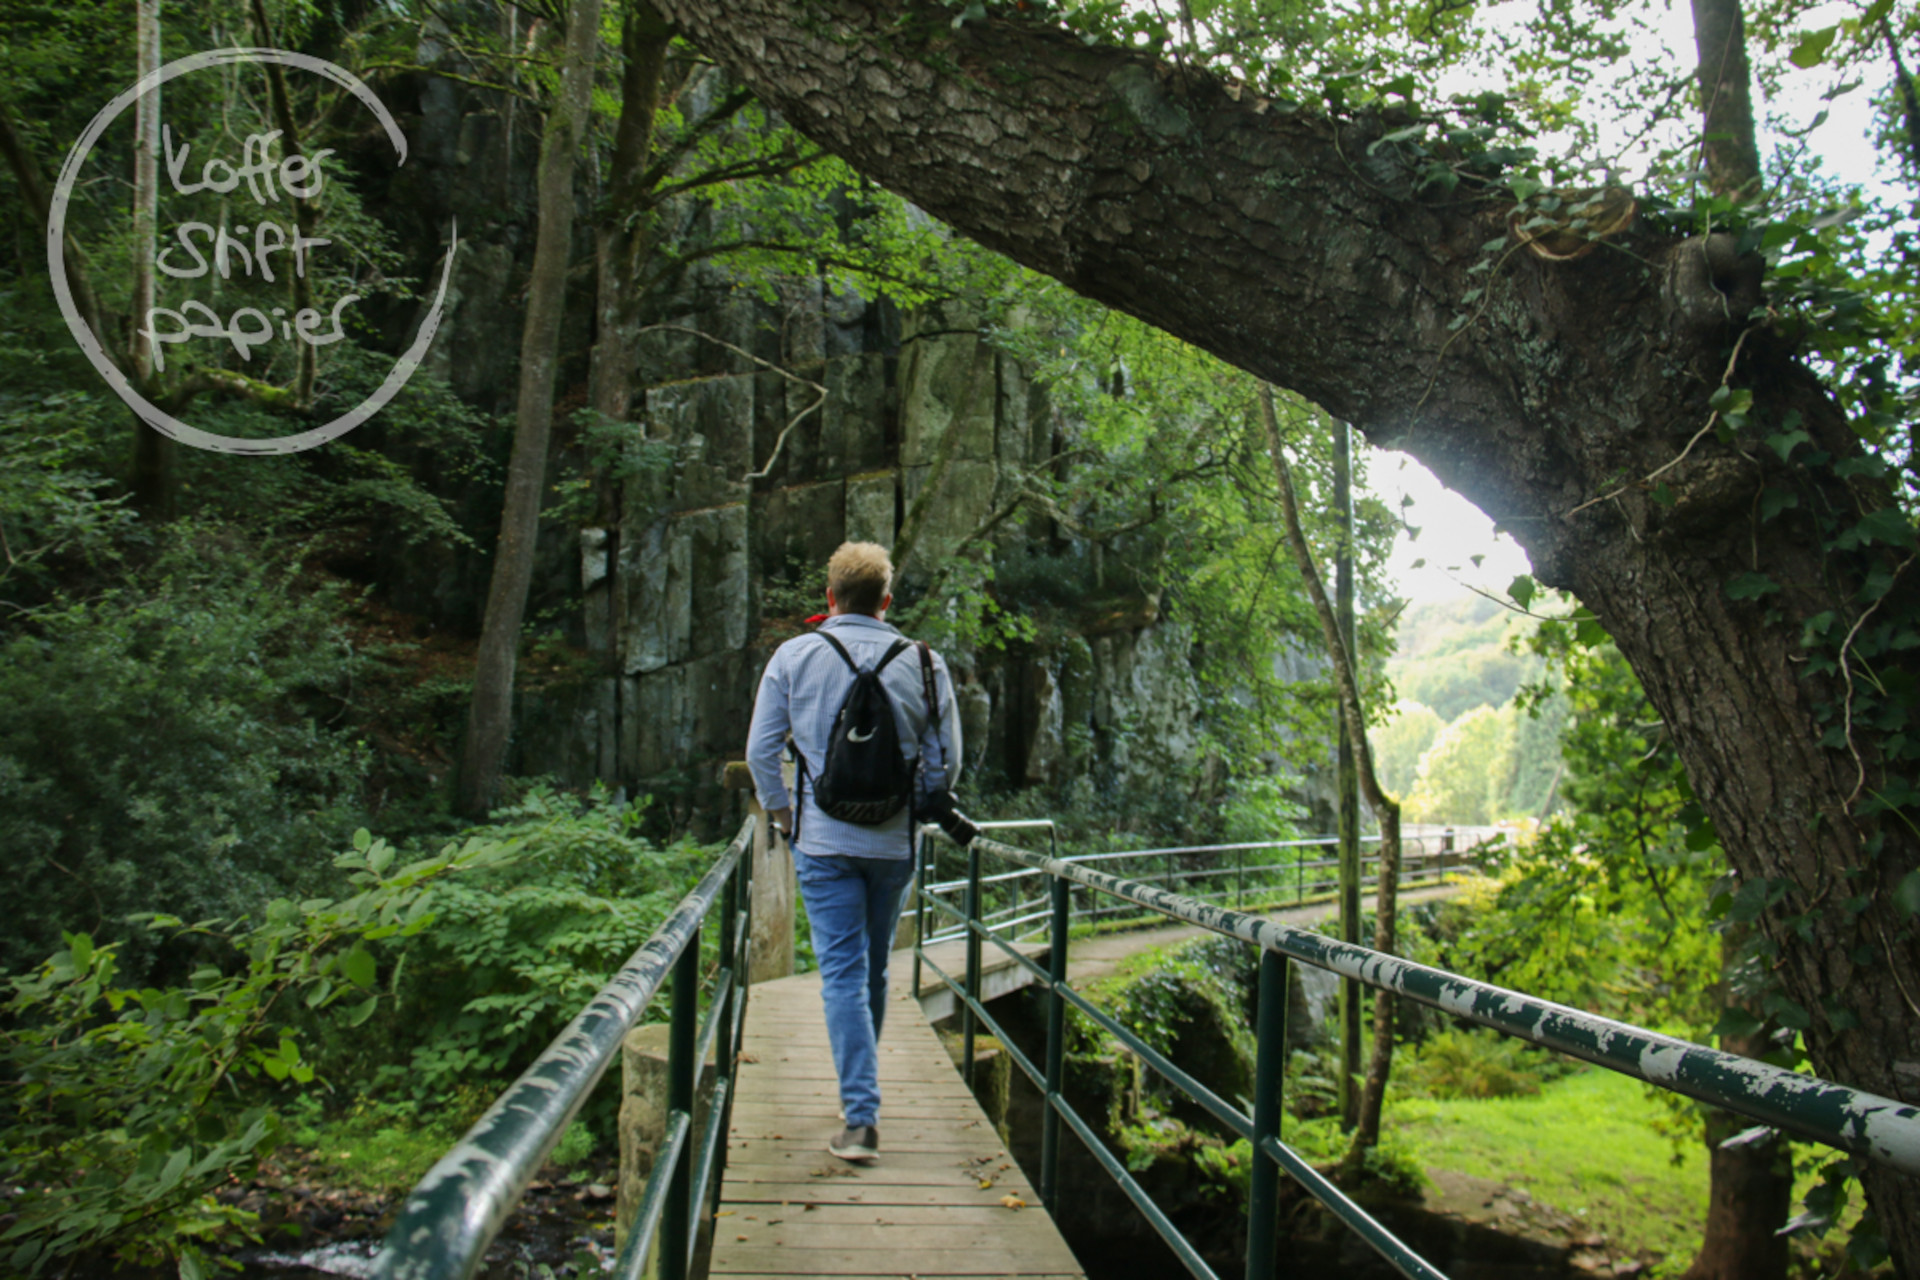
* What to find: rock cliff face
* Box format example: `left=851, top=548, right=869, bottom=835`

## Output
left=506, top=281, right=1211, bottom=833
left=356, top=66, right=1221, bottom=833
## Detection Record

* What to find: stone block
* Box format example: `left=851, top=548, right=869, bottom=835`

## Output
left=645, top=375, right=754, bottom=511
left=1025, top=661, right=1064, bottom=787
left=684, top=504, right=750, bottom=658
left=510, top=677, right=608, bottom=789
left=844, top=472, right=897, bottom=547
left=618, top=518, right=691, bottom=675
left=828, top=353, right=891, bottom=473
left=758, top=481, right=845, bottom=580
left=623, top=666, right=692, bottom=780
left=957, top=680, right=992, bottom=776
left=902, top=459, right=998, bottom=562
left=776, top=371, right=829, bottom=485
left=687, top=650, right=753, bottom=759
left=899, top=327, right=996, bottom=467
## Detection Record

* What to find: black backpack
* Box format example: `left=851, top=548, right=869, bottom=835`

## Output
left=800, top=631, right=932, bottom=826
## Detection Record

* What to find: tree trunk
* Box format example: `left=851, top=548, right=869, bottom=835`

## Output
left=649, top=4, right=1920, bottom=1267
left=456, top=0, right=601, bottom=816
left=588, top=1, right=674, bottom=426
left=1675, top=10, right=1796, bottom=1266
left=1683, top=933, right=1792, bottom=1280
left=129, top=0, right=173, bottom=517
left=1261, top=387, right=1405, bottom=1161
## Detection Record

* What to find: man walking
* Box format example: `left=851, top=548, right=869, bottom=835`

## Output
left=745, top=542, right=969, bottom=1163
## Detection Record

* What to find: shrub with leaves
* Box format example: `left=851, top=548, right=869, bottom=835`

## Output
left=0, top=829, right=513, bottom=1278
left=0, top=522, right=372, bottom=983
left=1397, top=1027, right=1555, bottom=1100
left=361, top=786, right=710, bottom=1108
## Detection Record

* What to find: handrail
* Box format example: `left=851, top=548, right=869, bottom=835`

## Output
left=916, top=826, right=1493, bottom=947
left=918, top=825, right=1920, bottom=1280
left=370, top=815, right=757, bottom=1280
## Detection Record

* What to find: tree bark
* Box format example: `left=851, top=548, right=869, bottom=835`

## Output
left=648, top=3, right=1920, bottom=1266
left=588, top=1, right=675, bottom=426
left=1683, top=938, right=1792, bottom=1280
left=1690, top=0, right=1764, bottom=199
left=1261, top=387, right=1404, bottom=1162
left=1676, top=14, right=1795, bottom=1267
left=456, top=0, right=602, bottom=816
left=129, top=0, right=174, bottom=517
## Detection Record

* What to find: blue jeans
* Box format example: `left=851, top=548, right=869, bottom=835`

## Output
left=794, top=851, right=916, bottom=1129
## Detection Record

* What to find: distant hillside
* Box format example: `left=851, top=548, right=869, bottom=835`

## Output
left=1388, top=596, right=1544, bottom=722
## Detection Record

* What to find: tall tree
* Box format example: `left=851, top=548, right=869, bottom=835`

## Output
left=1261, top=387, right=1405, bottom=1162
left=128, top=0, right=172, bottom=516
left=457, top=0, right=602, bottom=816
left=1677, top=7, right=1796, bottom=1270
left=649, top=0, right=1920, bottom=1265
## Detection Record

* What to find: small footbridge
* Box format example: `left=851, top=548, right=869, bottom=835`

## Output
left=369, top=814, right=1920, bottom=1280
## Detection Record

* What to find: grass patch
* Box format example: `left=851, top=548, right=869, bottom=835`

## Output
left=1393, top=1067, right=1707, bottom=1273
left=284, top=1096, right=492, bottom=1196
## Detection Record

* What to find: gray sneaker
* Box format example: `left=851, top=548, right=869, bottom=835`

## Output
left=828, top=1124, right=879, bottom=1163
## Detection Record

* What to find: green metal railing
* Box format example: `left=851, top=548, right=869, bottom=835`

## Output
left=369, top=815, right=756, bottom=1280
left=915, top=822, right=1494, bottom=947
left=917, top=826, right=1920, bottom=1280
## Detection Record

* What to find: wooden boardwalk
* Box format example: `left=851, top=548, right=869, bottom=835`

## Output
left=710, top=961, right=1084, bottom=1279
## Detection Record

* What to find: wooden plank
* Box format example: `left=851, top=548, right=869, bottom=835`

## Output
left=727, top=1135, right=1009, bottom=1154
left=711, top=1246, right=1073, bottom=1274
left=721, top=1168, right=1036, bottom=1193
left=712, top=965, right=1083, bottom=1279
left=715, top=1221, right=1070, bottom=1252
left=716, top=1180, right=1033, bottom=1205
left=715, top=1204, right=1044, bottom=1227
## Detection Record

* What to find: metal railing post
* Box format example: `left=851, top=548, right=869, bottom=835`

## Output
left=962, top=838, right=982, bottom=1088
left=662, top=938, right=700, bottom=1280
left=713, top=863, right=740, bottom=1211
left=1041, top=871, right=1069, bottom=1205
left=1246, top=948, right=1290, bottom=1280
left=913, top=827, right=927, bottom=1003
left=1441, top=828, right=1454, bottom=881
left=1237, top=845, right=1245, bottom=909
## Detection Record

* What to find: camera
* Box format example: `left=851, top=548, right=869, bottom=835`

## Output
left=918, top=788, right=979, bottom=847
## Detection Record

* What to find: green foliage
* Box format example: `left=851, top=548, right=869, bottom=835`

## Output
left=1397, top=1027, right=1555, bottom=1100
left=1373, top=701, right=1445, bottom=800
left=1390, top=597, right=1543, bottom=721
left=1395, top=1069, right=1713, bottom=1270
left=0, top=829, right=513, bottom=1277
left=1447, top=638, right=1722, bottom=1032
left=0, top=522, right=370, bottom=982
left=357, top=786, right=709, bottom=1112
left=281, top=1092, right=493, bottom=1196
left=1404, top=704, right=1514, bottom=825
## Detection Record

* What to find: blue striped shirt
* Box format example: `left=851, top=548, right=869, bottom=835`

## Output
left=745, top=613, right=962, bottom=860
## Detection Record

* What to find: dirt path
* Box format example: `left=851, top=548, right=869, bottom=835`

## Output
left=1064, top=883, right=1466, bottom=991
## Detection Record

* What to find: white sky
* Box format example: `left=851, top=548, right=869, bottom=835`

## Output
left=1367, top=0, right=1897, bottom=606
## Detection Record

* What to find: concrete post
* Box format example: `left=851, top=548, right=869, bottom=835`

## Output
left=723, top=760, right=795, bottom=982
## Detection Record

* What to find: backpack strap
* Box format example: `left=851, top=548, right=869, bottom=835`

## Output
left=816, top=629, right=911, bottom=674
left=815, top=629, right=859, bottom=672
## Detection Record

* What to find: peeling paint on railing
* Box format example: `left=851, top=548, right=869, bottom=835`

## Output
left=369, top=820, right=753, bottom=1280
left=963, top=831, right=1920, bottom=1177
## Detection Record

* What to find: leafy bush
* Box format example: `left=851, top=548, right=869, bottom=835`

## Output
left=0, top=829, right=511, bottom=1277
left=0, top=523, right=373, bottom=982
left=1398, top=1027, right=1551, bottom=1100
left=355, top=786, right=710, bottom=1113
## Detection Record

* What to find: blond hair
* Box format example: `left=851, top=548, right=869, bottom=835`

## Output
left=828, top=542, right=893, bottom=615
